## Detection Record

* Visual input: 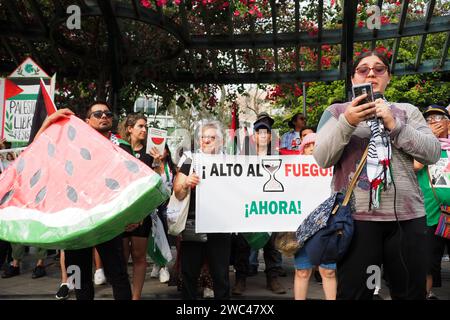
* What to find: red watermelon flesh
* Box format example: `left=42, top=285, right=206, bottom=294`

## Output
left=151, top=137, right=165, bottom=145
left=0, top=116, right=169, bottom=249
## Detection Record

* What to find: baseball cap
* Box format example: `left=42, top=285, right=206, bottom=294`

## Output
left=254, top=122, right=272, bottom=132
left=423, top=105, right=449, bottom=118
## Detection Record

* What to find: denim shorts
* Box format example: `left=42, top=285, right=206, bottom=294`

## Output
left=294, top=246, right=336, bottom=270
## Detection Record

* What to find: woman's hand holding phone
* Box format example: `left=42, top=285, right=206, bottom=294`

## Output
left=344, top=94, right=377, bottom=126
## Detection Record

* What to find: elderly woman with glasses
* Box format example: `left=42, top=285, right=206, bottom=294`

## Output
left=173, top=120, right=232, bottom=300
left=313, top=51, right=441, bottom=300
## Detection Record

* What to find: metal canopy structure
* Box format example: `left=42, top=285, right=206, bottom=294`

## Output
left=0, top=0, right=449, bottom=102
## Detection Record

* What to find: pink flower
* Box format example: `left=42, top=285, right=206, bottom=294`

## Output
left=234, top=10, right=241, bottom=16
left=358, top=21, right=365, bottom=28
left=174, top=0, right=181, bottom=4
left=321, top=56, right=331, bottom=68
left=140, top=0, right=151, bottom=8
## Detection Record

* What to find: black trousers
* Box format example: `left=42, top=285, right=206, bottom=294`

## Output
left=65, top=235, right=131, bottom=300
left=232, top=233, right=282, bottom=279
left=0, top=240, right=11, bottom=267
left=337, top=217, right=427, bottom=300
left=181, top=233, right=231, bottom=300
left=426, top=225, right=450, bottom=287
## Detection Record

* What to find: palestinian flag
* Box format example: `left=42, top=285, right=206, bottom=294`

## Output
left=147, top=212, right=172, bottom=266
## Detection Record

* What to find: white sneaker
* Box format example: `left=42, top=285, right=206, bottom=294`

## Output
left=373, top=286, right=380, bottom=295
left=94, top=268, right=106, bottom=285
left=150, top=265, right=160, bottom=278
left=159, top=267, right=170, bottom=283
left=442, top=254, right=450, bottom=262
left=203, top=287, right=214, bottom=299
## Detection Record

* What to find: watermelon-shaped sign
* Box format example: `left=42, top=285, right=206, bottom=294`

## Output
left=0, top=116, right=169, bottom=249
left=151, top=137, right=165, bottom=145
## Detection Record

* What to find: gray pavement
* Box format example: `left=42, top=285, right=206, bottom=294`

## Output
left=1, top=249, right=450, bottom=300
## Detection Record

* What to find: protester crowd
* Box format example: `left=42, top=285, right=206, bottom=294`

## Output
left=0, top=51, right=449, bottom=301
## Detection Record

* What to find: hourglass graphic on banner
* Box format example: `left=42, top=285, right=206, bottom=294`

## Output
left=262, top=159, right=284, bottom=192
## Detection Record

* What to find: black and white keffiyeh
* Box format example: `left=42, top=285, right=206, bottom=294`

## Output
left=366, top=115, right=392, bottom=209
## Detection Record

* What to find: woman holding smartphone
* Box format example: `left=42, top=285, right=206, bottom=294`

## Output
left=313, top=51, right=441, bottom=300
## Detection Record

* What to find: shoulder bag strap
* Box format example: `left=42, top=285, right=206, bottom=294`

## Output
left=341, top=146, right=369, bottom=207
left=426, top=168, right=443, bottom=206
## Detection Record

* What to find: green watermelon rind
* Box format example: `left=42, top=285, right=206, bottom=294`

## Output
left=0, top=174, right=169, bottom=250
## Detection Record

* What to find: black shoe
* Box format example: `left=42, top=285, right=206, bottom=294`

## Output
left=31, top=265, right=46, bottom=279
left=55, top=283, right=70, bottom=300
left=1, top=265, right=20, bottom=278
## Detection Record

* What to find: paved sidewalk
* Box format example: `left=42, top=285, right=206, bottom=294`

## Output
left=1, top=249, right=449, bottom=300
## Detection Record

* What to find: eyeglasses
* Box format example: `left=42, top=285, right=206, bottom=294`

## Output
left=91, top=110, right=113, bottom=119
left=201, top=135, right=216, bottom=141
left=355, top=65, right=388, bottom=77
left=426, top=114, right=448, bottom=123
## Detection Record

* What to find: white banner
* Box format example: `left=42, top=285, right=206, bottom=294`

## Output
left=195, top=154, right=333, bottom=233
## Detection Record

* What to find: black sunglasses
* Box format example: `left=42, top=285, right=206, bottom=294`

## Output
left=91, top=110, right=113, bottom=119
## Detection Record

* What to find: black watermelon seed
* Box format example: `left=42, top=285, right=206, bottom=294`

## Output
left=16, top=158, right=25, bottom=174
left=35, top=187, right=47, bottom=204
left=67, top=186, right=78, bottom=203
left=68, top=126, right=76, bottom=141
left=0, top=190, right=14, bottom=205
left=105, top=178, right=120, bottom=190
left=80, top=148, right=91, bottom=160
left=125, top=161, right=139, bottom=173
left=65, top=160, right=74, bottom=176
left=30, top=169, right=42, bottom=188
left=48, top=143, right=56, bottom=157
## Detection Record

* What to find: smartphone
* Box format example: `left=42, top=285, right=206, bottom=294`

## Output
left=352, top=83, right=374, bottom=105
left=352, top=83, right=375, bottom=119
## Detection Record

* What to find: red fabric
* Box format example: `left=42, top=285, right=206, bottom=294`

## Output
left=39, top=79, right=56, bottom=115
left=279, top=148, right=301, bottom=155
left=4, top=79, right=23, bottom=100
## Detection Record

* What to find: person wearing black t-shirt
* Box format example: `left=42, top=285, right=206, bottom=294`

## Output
left=119, top=113, right=164, bottom=300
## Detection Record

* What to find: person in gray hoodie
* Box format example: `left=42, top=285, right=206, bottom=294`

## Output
left=314, top=51, right=440, bottom=300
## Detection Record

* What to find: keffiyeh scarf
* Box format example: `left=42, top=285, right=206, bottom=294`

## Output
left=366, top=118, right=392, bottom=209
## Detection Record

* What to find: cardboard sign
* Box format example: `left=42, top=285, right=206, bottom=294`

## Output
left=2, top=58, right=55, bottom=143
left=147, top=127, right=167, bottom=155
